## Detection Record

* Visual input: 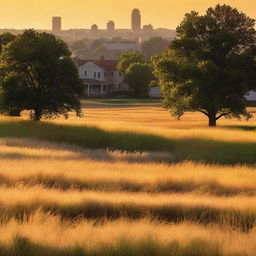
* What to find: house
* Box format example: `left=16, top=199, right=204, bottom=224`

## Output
left=76, top=58, right=256, bottom=100
left=76, top=58, right=128, bottom=97
left=75, top=57, right=161, bottom=98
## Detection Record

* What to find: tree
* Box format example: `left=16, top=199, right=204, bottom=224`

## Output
left=0, top=30, right=83, bottom=121
left=0, top=33, right=16, bottom=54
left=125, top=63, right=153, bottom=97
left=70, top=39, right=90, bottom=57
left=142, top=37, right=169, bottom=58
left=152, top=5, right=256, bottom=126
left=117, top=52, right=146, bottom=73
left=91, top=38, right=108, bottom=51
left=93, top=45, right=109, bottom=59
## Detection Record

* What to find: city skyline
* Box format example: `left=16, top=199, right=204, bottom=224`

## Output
left=0, top=0, right=255, bottom=30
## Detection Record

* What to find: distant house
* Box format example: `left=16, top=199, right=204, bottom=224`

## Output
left=76, top=58, right=128, bottom=97
left=75, top=57, right=161, bottom=98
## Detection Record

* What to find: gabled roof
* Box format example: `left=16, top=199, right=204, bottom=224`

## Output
left=78, top=59, right=119, bottom=71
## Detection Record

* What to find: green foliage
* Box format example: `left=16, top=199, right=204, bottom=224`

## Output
left=0, top=30, right=83, bottom=120
left=142, top=37, right=169, bottom=58
left=152, top=4, right=256, bottom=126
left=70, top=39, right=90, bottom=57
left=91, top=38, right=108, bottom=51
left=124, top=63, right=154, bottom=97
left=93, top=45, right=109, bottom=59
left=117, top=52, right=146, bottom=73
left=0, top=32, right=16, bottom=54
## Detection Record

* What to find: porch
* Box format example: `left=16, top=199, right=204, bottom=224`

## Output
left=83, top=79, right=109, bottom=97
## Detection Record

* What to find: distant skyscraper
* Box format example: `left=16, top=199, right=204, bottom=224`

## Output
left=91, top=24, right=98, bottom=33
left=52, top=17, right=61, bottom=34
left=131, top=9, right=141, bottom=32
left=107, top=21, right=115, bottom=32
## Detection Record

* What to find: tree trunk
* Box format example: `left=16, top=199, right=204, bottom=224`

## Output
left=208, top=115, right=217, bottom=127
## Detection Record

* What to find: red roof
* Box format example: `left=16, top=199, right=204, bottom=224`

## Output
left=77, top=59, right=118, bottom=71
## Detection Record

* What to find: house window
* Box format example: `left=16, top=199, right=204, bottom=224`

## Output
left=98, top=72, right=101, bottom=78
left=111, top=72, right=114, bottom=77
left=93, top=72, right=97, bottom=78
left=84, top=70, right=88, bottom=77
left=119, top=83, right=121, bottom=89
left=119, top=71, right=122, bottom=77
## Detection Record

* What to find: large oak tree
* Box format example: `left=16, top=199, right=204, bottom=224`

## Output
left=152, top=5, right=256, bottom=126
left=0, top=30, right=83, bottom=120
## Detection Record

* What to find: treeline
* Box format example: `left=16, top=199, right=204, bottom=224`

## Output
left=70, top=37, right=169, bottom=59
left=118, top=4, right=256, bottom=126
left=0, top=4, right=255, bottom=126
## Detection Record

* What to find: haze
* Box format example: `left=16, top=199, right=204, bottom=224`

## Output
left=0, top=0, right=255, bottom=30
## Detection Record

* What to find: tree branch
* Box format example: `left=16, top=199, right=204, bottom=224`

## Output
left=216, top=112, right=231, bottom=120
left=198, top=110, right=209, bottom=116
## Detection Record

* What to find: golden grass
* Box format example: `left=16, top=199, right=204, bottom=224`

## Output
left=3, top=104, right=256, bottom=143
left=0, top=212, right=256, bottom=256
left=1, top=138, right=256, bottom=195
left=0, top=103, right=256, bottom=254
left=0, top=137, right=255, bottom=232
left=61, top=104, right=256, bottom=141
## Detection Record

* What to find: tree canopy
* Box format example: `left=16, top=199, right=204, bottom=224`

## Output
left=117, top=52, right=146, bottom=74
left=0, top=30, right=83, bottom=120
left=0, top=33, right=16, bottom=54
left=152, top=4, right=256, bottom=126
left=142, top=37, right=169, bottom=58
left=125, top=63, right=153, bottom=97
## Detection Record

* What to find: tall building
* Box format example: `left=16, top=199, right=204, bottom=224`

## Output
left=107, top=21, right=115, bottom=32
left=91, top=24, right=98, bottom=33
left=131, top=9, right=141, bottom=32
left=52, top=17, right=62, bottom=34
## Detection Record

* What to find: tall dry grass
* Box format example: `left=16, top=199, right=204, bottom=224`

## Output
left=0, top=212, right=256, bottom=256
left=0, top=103, right=256, bottom=255
left=1, top=138, right=256, bottom=195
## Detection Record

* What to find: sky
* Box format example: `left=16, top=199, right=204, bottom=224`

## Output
left=0, top=0, right=255, bottom=30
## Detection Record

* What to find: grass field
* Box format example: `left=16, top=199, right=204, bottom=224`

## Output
left=1, top=101, right=256, bottom=255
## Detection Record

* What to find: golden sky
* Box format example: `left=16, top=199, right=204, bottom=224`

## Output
left=0, top=0, right=255, bottom=30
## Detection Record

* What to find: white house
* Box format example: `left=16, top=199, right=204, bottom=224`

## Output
left=76, top=57, right=161, bottom=98
left=77, top=59, right=129, bottom=97
left=76, top=58, right=256, bottom=100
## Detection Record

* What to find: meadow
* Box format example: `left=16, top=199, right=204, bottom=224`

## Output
left=1, top=100, right=256, bottom=255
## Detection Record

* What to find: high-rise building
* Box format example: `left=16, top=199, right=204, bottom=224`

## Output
left=131, top=9, right=141, bottom=32
left=52, top=17, right=62, bottom=34
left=107, top=21, right=115, bottom=32
left=91, top=24, right=98, bottom=33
